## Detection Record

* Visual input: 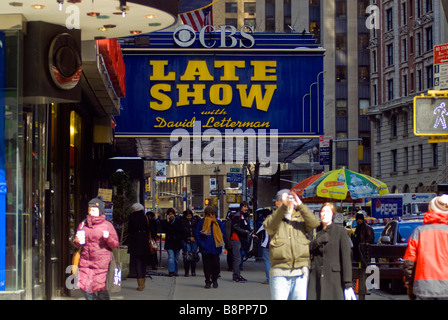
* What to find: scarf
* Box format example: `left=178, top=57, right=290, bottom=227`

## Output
left=201, top=216, right=224, bottom=248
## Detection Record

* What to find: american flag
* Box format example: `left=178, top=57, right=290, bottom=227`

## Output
left=179, top=5, right=213, bottom=32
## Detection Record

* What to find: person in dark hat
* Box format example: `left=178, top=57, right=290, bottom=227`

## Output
left=352, top=211, right=374, bottom=262
left=73, top=196, right=119, bottom=300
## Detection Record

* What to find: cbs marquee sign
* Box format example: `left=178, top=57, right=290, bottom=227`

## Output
left=116, top=26, right=325, bottom=137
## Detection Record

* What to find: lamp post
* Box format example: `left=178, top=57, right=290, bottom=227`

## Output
left=213, top=166, right=220, bottom=217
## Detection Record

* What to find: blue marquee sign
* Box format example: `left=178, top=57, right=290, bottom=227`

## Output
left=115, top=31, right=324, bottom=138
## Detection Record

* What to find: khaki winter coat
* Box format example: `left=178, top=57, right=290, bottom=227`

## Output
left=263, top=204, right=320, bottom=270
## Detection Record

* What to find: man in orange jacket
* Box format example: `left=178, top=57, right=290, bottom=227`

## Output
left=403, top=194, right=448, bottom=300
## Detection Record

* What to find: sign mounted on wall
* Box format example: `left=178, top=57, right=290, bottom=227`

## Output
left=115, top=30, right=324, bottom=138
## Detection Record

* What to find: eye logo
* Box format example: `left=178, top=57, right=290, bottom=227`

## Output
left=173, top=25, right=196, bottom=47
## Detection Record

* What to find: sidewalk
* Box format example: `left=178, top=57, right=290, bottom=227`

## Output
left=64, top=251, right=406, bottom=300
left=66, top=252, right=271, bottom=300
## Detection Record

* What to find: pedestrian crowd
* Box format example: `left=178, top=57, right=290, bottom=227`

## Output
left=72, top=190, right=448, bottom=301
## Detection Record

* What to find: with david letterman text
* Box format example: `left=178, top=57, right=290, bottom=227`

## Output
left=178, top=304, right=268, bottom=317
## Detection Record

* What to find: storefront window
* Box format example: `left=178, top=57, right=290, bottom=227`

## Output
left=1, top=30, right=23, bottom=292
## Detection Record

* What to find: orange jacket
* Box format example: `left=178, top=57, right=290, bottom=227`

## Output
left=403, top=211, right=448, bottom=298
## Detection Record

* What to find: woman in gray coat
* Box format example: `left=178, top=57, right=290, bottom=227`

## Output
left=308, top=202, right=353, bottom=300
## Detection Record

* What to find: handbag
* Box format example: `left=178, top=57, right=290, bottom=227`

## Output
left=71, top=219, right=85, bottom=274
left=146, top=216, right=158, bottom=254
left=71, top=248, right=81, bottom=274
left=106, top=250, right=122, bottom=293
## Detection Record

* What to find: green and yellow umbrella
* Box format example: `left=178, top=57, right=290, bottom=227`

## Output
left=301, top=168, right=389, bottom=202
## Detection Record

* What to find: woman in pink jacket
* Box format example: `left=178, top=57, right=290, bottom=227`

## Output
left=74, top=197, right=119, bottom=300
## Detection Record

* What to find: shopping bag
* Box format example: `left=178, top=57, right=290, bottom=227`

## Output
left=106, top=251, right=122, bottom=293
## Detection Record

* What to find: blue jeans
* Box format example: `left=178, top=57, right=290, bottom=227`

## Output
left=262, top=247, right=270, bottom=283
left=167, top=249, right=180, bottom=275
left=270, top=274, right=308, bottom=300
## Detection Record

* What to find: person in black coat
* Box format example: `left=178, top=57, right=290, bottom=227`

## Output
left=308, top=202, right=353, bottom=300
left=161, top=208, right=184, bottom=276
left=127, top=203, right=149, bottom=291
left=146, top=211, right=159, bottom=270
left=180, top=209, right=200, bottom=276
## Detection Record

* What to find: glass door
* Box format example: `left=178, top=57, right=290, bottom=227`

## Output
left=21, top=104, right=49, bottom=299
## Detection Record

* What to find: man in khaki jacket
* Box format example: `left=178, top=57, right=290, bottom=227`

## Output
left=263, top=189, right=320, bottom=300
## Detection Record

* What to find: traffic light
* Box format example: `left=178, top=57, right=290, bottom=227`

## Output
left=204, top=198, right=211, bottom=206
left=413, top=91, right=448, bottom=136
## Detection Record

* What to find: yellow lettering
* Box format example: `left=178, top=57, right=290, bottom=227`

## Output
left=154, top=117, right=167, bottom=127
left=176, top=84, right=206, bottom=106
left=150, top=84, right=172, bottom=111
left=150, top=61, right=175, bottom=81
left=209, top=84, right=233, bottom=105
left=180, top=61, right=213, bottom=81
left=214, top=61, right=245, bottom=81
left=236, top=84, right=277, bottom=112
left=251, top=61, right=277, bottom=81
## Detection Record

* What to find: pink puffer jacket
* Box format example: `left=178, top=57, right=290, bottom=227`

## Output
left=74, top=214, right=119, bottom=293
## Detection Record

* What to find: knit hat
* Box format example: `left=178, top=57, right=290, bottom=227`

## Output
left=131, top=203, right=144, bottom=213
left=88, top=197, right=105, bottom=215
left=275, top=189, right=291, bottom=201
left=429, top=195, right=448, bottom=214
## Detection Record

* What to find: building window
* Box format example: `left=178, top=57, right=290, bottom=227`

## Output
left=244, top=18, right=256, bottom=29
left=426, top=0, right=433, bottom=12
left=373, top=84, right=377, bottom=105
left=418, top=69, right=422, bottom=91
left=432, top=143, right=438, bottom=167
left=283, top=0, right=291, bottom=32
left=417, top=32, right=422, bottom=56
left=244, top=2, right=256, bottom=14
left=417, top=0, right=421, bottom=17
left=336, top=66, right=347, bottom=82
left=336, top=99, right=347, bottom=115
left=392, top=149, right=398, bottom=172
left=410, top=72, right=415, bottom=91
left=376, top=119, right=381, bottom=142
left=403, top=113, right=409, bottom=135
left=402, top=2, right=407, bottom=25
left=377, top=152, right=381, bottom=176
left=225, top=2, right=238, bottom=13
left=402, top=38, right=407, bottom=62
left=391, top=115, right=398, bottom=137
left=387, top=79, right=394, bottom=100
left=225, top=18, right=237, bottom=27
left=372, top=50, right=377, bottom=72
left=387, top=44, right=394, bottom=66
left=426, top=65, right=433, bottom=89
left=410, top=36, right=414, bottom=54
left=426, top=26, right=433, bottom=52
left=386, top=8, right=393, bottom=30
left=359, top=67, right=369, bottom=83
left=403, top=73, right=408, bottom=96
left=265, top=0, right=275, bottom=32
left=419, top=144, right=424, bottom=168
left=404, top=147, right=409, bottom=170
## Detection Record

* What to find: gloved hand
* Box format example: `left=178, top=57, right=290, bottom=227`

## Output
left=344, top=287, right=357, bottom=300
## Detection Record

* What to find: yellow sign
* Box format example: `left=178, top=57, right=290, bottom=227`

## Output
left=98, top=188, right=113, bottom=202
